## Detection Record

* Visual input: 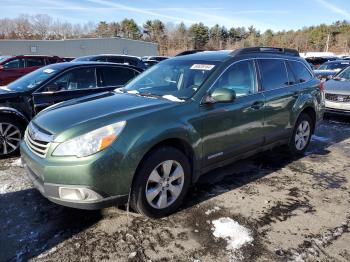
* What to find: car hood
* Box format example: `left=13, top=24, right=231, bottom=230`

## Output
left=33, top=91, right=177, bottom=141
left=0, top=86, right=23, bottom=98
left=324, top=79, right=350, bottom=95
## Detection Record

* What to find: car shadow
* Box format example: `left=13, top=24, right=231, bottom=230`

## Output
left=0, top=188, right=102, bottom=261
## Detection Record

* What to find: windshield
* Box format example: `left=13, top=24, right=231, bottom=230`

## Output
left=122, top=60, right=219, bottom=99
left=319, top=62, right=350, bottom=70
left=5, top=67, right=59, bottom=91
left=334, top=66, right=350, bottom=80
left=0, top=56, right=11, bottom=63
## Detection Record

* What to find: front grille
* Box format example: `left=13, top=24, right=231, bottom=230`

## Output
left=325, top=93, right=350, bottom=103
left=24, top=123, right=53, bottom=158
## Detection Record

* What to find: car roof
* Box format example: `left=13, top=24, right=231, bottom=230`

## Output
left=171, top=47, right=301, bottom=62
left=42, top=61, right=142, bottom=71
left=76, top=54, right=142, bottom=60
left=171, top=50, right=232, bottom=62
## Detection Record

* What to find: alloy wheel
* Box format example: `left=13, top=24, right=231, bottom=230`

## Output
left=0, top=122, right=21, bottom=155
left=145, top=160, right=185, bottom=209
left=295, top=120, right=311, bottom=151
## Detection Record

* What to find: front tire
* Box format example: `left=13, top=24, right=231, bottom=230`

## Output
left=130, top=146, right=191, bottom=218
left=0, top=116, right=24, bottom=158
left=288, top=113, right=313, bottom=156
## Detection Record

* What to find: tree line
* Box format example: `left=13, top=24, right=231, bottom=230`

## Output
left=1, top=14, right=349, bottom=55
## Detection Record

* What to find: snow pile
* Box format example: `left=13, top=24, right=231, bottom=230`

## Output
left=11, top=158, right=23, bottom=167
left=162, top=95, right=185, bottom=102
left=212, top=217, right=253, bottom=250
left=0, top=184, right=9, bottom=194
left=205, top=206, right=221, bottom=215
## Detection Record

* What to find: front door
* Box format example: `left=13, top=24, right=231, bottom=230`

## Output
left=201, top=59, right=265, bottom=167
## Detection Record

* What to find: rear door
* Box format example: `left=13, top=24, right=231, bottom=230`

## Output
left=0, top=58, right=25, bottom=84
left=257, top=58, right=300, bottom=144
left=97, top=66, right=140, bottom=87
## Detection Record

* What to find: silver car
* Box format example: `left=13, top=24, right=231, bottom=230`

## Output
left=324, top=66, right=350, bottom=115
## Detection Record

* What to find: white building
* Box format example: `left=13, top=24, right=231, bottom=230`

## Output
left=0, top=37, right=158, bottom=57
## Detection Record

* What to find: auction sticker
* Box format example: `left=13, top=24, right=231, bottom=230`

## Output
left=43, top=68, right=55, bottom=74
left=190, top=64, right=215, bottom=70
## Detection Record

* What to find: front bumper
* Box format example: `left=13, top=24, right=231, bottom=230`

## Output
left=325, top=100, right=350, bottom=115
left=23, top=157, right=128, bottom=210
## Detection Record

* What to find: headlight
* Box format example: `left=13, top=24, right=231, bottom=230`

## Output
left=52, top=121, right=126, bottom=157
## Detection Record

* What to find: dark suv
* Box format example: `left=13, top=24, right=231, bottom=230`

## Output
left=72, top=54, right=147, bottom=70
left=0, top=62, right=142, bottom=157
left=0, top=55, right=63, bottom=85
left=21, top=47, right=324, bottom=218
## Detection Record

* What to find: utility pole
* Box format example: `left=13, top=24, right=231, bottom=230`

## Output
left=325, top=33, right=330, bottom=52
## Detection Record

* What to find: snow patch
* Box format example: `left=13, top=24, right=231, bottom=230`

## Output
left=11, top=158, right=23, bottom=167
left=205, top=206, right=221, bottom=215
left=212, top=217, right=253, bottom=250
left=162, top=95, right=185, bottom=102
left=0, top=184, right=9, bottom=194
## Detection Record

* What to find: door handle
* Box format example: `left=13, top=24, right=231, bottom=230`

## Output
left=250, top=101, right=264, bottom=110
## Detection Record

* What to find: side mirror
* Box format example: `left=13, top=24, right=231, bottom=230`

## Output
left=204, top=88, right=236, bottom=104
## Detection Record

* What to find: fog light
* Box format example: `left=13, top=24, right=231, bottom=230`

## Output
left=59, top=187, right=102, bottom=201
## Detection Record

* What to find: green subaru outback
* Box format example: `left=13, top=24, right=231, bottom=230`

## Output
left=21, top=47, right=324, bottom=218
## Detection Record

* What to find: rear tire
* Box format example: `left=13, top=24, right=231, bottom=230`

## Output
left=0, top=116, right=25, bottom=158
left=288, top=113, right=313, bottom=156
left=130, top=146, right=191, bottom=218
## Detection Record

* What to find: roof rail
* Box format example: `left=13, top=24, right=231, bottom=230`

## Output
left=231, top=47, right=300, bottom=57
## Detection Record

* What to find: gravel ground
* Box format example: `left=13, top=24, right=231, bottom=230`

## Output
left=1, top=116, right=350, bottom=262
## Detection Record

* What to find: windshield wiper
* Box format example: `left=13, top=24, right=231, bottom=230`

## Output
left=138, top=92, right=163, bottom=98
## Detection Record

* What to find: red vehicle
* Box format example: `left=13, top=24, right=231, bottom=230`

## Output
left=0, top=55, right=63, bottom=85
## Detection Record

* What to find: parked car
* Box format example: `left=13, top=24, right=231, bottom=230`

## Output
left=314, top=60, right=350, bottom=80
left=21, top=47, right=324, bottom=217
left=0, top=62, right=142, bottom=157
left=143, top=59, right=160, bottom=68
left=0, top=55, right=63, bottom=85
left=72, top=54, right=147, bottom=70
left=175, top=50, right=205, bottom=56
left=62, top=57, right=75, bottom=62
left=142, top=56, right=169, bottom=62
left=305, top=56, right=339, bottom=69
left=324, top=65, right=350, bottom=115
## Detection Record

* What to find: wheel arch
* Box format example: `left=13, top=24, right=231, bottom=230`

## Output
left=0, top=107, right=29, bottom=129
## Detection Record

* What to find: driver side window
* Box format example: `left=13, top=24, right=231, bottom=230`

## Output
left=43, top=67, right=97, bottom=92
left=211, top=60, right=256, bottom=97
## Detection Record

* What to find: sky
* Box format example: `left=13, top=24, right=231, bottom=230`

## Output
left=1, top=0, right=350, bottom=32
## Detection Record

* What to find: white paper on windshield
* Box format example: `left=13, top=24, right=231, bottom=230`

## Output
left=43, top=68, right=55, bottom=74
left=190, top=64, right=215, bottom=70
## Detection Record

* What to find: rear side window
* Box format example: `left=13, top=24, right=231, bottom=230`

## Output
left=258, top=59, right=289, bottom=91
left=288, top=61, right=312, bottom=83
left=99, top=67, right=137, bottom=86
left=26, top=58, right=46, bottom=67
left=3, top=59, right=24, bottom=69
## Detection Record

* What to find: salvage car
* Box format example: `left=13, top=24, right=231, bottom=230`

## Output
left=0, top=62, right=142, bottom=157
left=21, top=47, right=324, bottom=217
left=314, top=60, right=350, bottom=80
left=324, top=65, right=350, bottom=115
left=0, top=55, right=63, bottom=85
